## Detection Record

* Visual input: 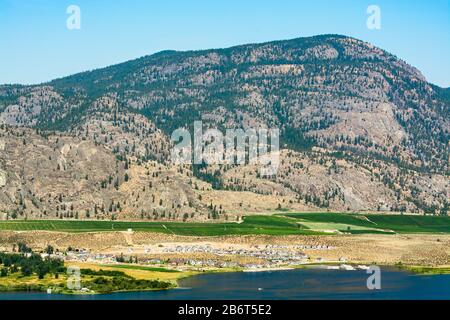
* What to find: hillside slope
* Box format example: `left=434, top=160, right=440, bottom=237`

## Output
left=0, top=35, right=448, bottom=220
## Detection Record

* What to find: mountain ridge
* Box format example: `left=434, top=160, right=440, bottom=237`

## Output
left=0, top=35, right=448, bottom=221
left=1, top=34, right=431, bottom=87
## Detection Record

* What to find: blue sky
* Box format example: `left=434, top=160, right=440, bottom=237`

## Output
left=1, top=0, right=449, bottom=87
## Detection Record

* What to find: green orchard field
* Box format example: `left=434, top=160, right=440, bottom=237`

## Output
left=0, top=216, right=322, bottom=236
left=285, top=213, right=450, bottom=234
left=0, top=213, right=449, bottom=236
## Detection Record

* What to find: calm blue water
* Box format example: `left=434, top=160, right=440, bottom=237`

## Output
left=1, top=268, right=450, bottom=300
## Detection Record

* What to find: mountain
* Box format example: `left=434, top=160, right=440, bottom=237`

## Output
left=0, top=35, right=448, bottom=221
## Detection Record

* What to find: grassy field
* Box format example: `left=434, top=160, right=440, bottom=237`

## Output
left=398, top=265, right=450, bottom=275
left=0, top=213, right=449, bottom=235
left=0, top=216, right=322, bottom=236
left=67, top=262, right=197, bottom=282
left=285, top=212, right=450, bottom=234
left=101, top=264, right=180, bottom=273
left=0, top=262, right=179, bottom=294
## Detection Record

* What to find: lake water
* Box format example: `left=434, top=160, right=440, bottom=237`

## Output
left=1, top=267, right=450, bottom=300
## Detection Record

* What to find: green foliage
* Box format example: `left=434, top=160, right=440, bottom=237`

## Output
left=80, top=268, right=132, bottom=278
left=286, top=212, right=450, bottom=234
left=85, top=276, right=172, bottom=294
left=0, top=216, right=323, bottom=236
left=192, top=164, right=223, bottom=190
left=0, top=251, right=65, bottom=279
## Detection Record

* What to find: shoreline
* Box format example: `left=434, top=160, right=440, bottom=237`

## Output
left=1, top=263, right=450, bottom=297
left=1, top=228, right=450, bottom=295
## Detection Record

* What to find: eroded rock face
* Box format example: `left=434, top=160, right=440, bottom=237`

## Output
left=0, top=124, right=447, bottom=220
left=0, top=35, right=448, bottom=219
left=2, top=35, right=446, bottom=171
left=0, top=170, right=6, bottom=187
left=303, top=44, right=339, bottom=60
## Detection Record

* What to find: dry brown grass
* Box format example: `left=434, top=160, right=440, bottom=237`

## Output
left=2, top=230, right=450, bottom=267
